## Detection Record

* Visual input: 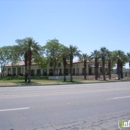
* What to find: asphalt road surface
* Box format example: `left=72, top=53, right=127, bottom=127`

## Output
left=0, top=82, right=130, bottom=130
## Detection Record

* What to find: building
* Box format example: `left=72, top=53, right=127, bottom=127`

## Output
left=3, top=60, right=108, bottom=76
left=113, top=68, right=130, bottom=75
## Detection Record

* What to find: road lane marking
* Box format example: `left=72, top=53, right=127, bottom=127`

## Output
left=0, top=107, right=30, bottom=112
left=107, top=96, right=130, bottom=100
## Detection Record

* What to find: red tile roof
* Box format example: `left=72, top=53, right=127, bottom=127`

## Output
left=5, top=61, right=37, bottom=67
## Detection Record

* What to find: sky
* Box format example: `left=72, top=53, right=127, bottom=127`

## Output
left=0, top=0, right=130, bottom=68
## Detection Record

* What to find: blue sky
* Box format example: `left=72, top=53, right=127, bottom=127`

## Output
left=0, top=0, right=130, bottom=68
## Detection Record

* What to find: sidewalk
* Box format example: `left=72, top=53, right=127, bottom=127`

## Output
left=0, top=79, right=130, bottom=87
left=34, top=110, right=130, bottom=130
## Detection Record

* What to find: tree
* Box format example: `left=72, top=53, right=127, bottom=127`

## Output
left=91, top=50, right=100, bottom=80
left=33, top=51, right=48, bottom=75
left=68, top=45, right=81, bottom=82
left=100, top=47, right=109, bottom=80
left=79, top=53, right=90, bottom=79
left=8, top=45, right=21, bottom=76
left=127, top=53, right=130, bottom=75
left=0, top=46, right=11, bottom=77
left=61, top=46, right=69, bottom=81
left=44, top=39, right=63, bottom=76
left=112, top=50, right=128, bottom=80
left=16, top=37, right=41, bottom=83
left=106, top=51, right=112, bottom=80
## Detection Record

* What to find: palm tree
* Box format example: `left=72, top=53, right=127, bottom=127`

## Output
left=16, top=37, right=41, bottom=83
left=68, top=45, right=81, bottom=82
left=91, top=50, right=100, bottom=80
left=61, top=46, right=69, bottom=81
left=100, top=47, right=109, bottom=80
left=127, top=53, right=130, bottom=75
left=79, top=53, right=90, bottom=79
left=24, top=51, right=28, bottom=82
left=106, top=51, right=112, bottom=80
left=112, top=50, right=128, bottom=80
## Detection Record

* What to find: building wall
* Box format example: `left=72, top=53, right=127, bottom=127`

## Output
left=3, top=61, right=106, bottom=76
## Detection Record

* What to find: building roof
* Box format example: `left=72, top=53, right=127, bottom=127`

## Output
left=72, top=60, right=92, bottom=64
left=5, top=60, right=94, bottom=67
left=5, top=61, right=37, bottom=67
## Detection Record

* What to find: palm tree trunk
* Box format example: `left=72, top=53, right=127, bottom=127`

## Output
left=121, top=61, right=123, bottom=79
left=84, top=60, right=86, bottom=79
left=70, top=54, right=73, bottom=82
left=97, top=62, right=99, bottom=79
left=63, top=57, right=66, bottom=81
left=129, top=61, right=130, bottom=75
left=102, top=55, right=106, bottom=80
left=117, top=58, right=121, bottom=80
left=28, top=50, right=32, bottom=83
left=86, top=62, right=88, bottom=79
left=24, top=51, right=28, bottom=83
left=95, top=58, right=97, bottom=80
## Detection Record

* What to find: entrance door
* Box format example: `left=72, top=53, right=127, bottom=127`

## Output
left=89, top=67, right=92, bottom=75
left=49, top=69, right=53, bottom=76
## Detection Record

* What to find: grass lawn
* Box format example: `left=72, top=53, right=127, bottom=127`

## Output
left=0, top=76, right=100, bottom=86
left=0, top=76, right=129, bottom=86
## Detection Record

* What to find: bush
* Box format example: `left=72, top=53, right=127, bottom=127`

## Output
left=0, top=76, right=48, bottom=80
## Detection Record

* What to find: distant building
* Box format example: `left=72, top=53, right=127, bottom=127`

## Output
left=113, top=68, right=130, bottom=75
left=3, top=60, right=109, bottom=76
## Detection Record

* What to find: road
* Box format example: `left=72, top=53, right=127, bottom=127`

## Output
left=0, top=82, right=130, bottom=130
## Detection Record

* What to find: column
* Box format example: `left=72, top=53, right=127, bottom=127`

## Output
left=16, top=67, right=18, bottom=75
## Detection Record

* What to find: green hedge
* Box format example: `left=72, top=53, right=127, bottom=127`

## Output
left=0, top=76, right=49, bottom=80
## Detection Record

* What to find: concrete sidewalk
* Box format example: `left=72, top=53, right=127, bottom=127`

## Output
left=0, top=80, right=130, bottom=87
left=35, top=110, right=130, bottom=130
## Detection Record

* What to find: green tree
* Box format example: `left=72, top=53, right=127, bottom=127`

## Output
left=112, top=50, right=128, bottom=80
left=44, top=39, right=63, bottom=76
left=0, top=46, right=11, bottom=77
left=100, top=47, right=109, bottom=80
left=105, top=51, right=114, bottom=80
left=68, top=45, right=81, bottom=82
left=79, top=53, right=90, bottom=79
left=16, top=37, right=41, bottom=83
left=33, top=50, right=48, bottom=73
left=61, top=46, right=69, bottom=81
left=91, top=50, right=100, bottom=80
left=8, top=45, right=21, bottom=76
left=127, top=52, right=130, bottom=75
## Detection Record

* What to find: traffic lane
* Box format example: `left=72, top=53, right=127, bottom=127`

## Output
left=0, top=82, right=130, bottom=96
left=0, top=83, right=130, bottom=129
left=0, top=83, right=130, bottom=110
left=0, top=95, right=130, bottom=129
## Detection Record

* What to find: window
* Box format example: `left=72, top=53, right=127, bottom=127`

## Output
left=18, top=68, right=21, bottom=74
left=37, top=69, right=41, bottom=76
left=43, top=69, right=47, bottom=76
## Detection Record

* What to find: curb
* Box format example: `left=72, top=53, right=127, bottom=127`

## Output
left=0, top=80, right=130, bottom=87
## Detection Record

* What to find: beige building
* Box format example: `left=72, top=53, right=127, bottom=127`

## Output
left=3, top=60, right=107, bottom=76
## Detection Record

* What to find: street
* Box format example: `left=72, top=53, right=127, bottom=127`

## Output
left=0, top=82, right=130, bottom=130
